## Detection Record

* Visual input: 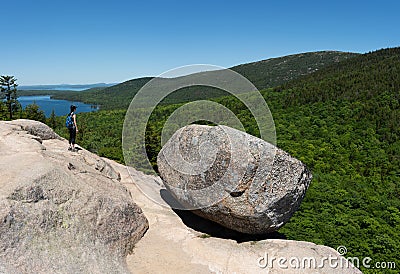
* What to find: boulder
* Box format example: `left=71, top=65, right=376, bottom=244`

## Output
left=115, top=159, right=361, bottom=274
left=157, top=125, right=312, bottom=234
left=10, top=118, right=62, bottom=141
left=0, top=120, right=148, bottom=274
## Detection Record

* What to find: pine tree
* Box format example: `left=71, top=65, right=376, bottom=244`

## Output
left=0, top=76, right=19, bottom=120
left=47, top=109, right=58, bottom=129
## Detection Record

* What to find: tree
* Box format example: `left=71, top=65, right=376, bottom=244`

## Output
left=0, top=76, right=18, bottom=119
left=22, top=103, right=46, bottom=123
left=46, top=109, right=58, bottom=129
left=0, top=101, right=7, bottom=120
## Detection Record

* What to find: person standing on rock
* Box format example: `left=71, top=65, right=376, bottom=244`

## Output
left=67, top=105, right=78, bottom=151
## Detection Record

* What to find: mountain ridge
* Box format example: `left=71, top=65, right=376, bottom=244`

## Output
left=51, top=50, right=358, bottom=109
left=19, top=83, right=117, bottom=91
left=231, top=50, right=358, bottom=89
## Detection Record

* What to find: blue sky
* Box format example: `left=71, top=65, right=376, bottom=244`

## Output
left=2, top=0, right=400, bottom=85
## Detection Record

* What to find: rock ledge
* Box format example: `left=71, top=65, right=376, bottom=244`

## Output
left=0, top=120, right=148, bottom=274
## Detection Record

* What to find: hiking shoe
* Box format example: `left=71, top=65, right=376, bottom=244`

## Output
left=68, top=147, right=72, bottom=151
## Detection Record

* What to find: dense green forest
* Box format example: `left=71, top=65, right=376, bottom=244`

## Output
left=2, top=48, right=398, bottom=273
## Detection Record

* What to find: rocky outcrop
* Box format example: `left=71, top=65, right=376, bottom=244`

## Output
left=0, top=120, right=148, bottom=274
left=157, top=125, right=312, bottom=234
left=0, top=120, right=362, bottom=273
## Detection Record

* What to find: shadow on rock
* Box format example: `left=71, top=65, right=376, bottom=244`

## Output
left=160, top=189, right=286, bottom=243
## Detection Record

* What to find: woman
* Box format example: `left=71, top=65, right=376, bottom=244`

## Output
left=67, top=105, right=79, bottom=151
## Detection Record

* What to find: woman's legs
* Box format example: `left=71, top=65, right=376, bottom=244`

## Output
left=69, top=128, right=76, bottom=150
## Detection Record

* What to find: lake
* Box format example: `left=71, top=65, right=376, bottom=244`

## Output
left=18, top=95, right=99, bottom=117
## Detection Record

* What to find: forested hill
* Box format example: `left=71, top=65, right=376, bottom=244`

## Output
left=260, top=48, right=399, bottom=272
left=231, top=50, right=358, bottom=90
left=272, top=47, right=400, bottom=143
left=276, top=47, right=400, bottom=105
left=52, top=77, right=153, bottom=110
left=52, top=51, right=357, bottom=110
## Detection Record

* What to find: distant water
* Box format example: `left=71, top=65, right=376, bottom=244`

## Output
left=18, top=95, right=99, bottom=117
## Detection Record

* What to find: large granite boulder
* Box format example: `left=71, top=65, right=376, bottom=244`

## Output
left=157, top=125, right=312, bottom=234
left=0, top=120, right=148, bottom=274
